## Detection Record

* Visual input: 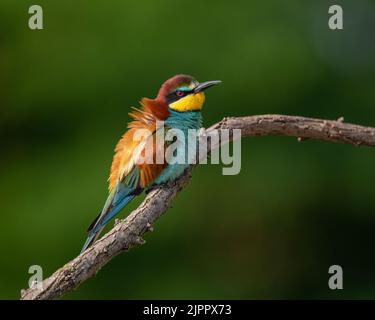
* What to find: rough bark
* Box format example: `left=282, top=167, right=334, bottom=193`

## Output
left=21, top=114, right=375, bottom=300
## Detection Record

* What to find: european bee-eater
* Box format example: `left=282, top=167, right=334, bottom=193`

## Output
left=81, top=75, right=221, bottom=253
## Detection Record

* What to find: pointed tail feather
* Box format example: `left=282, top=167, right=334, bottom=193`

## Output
left=80, top=226, right=105, bottom=254
left=80, top=183, right=141, bottom=253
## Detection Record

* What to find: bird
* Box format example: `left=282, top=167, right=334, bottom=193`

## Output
left=81, top=74, right=221, bottom=253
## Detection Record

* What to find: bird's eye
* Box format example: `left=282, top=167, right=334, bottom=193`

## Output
left=176, top=90, right=184, bottom=97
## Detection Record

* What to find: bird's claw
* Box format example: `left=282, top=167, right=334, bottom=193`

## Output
left=198, top=127, right=207, bottom=137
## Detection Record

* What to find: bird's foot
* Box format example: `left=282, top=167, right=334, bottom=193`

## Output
left=198, top=127, right=207, bottom=137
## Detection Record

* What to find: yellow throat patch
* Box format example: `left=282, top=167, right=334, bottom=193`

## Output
left=169, top=92, right=205, bottom=112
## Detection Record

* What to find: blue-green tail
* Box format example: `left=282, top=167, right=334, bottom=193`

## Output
left=80, top=183, right=140, bottom=253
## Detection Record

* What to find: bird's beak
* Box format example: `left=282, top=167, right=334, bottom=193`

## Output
left=194, top=80, right=221, bottom=93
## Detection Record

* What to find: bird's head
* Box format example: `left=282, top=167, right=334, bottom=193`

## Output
left=157, top=74, right=221, bottom=112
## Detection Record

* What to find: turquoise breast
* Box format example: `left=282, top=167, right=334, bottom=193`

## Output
left=153, top=110, right=202, bottom=185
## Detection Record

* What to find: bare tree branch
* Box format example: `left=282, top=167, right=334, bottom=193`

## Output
left=20, top=114, right=375, bottom=300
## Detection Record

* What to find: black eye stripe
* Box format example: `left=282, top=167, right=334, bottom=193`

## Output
left=166, top=89, right=194, bottom=104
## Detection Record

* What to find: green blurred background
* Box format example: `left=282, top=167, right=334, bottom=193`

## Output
left=1, top=0, right=375, bottom=299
